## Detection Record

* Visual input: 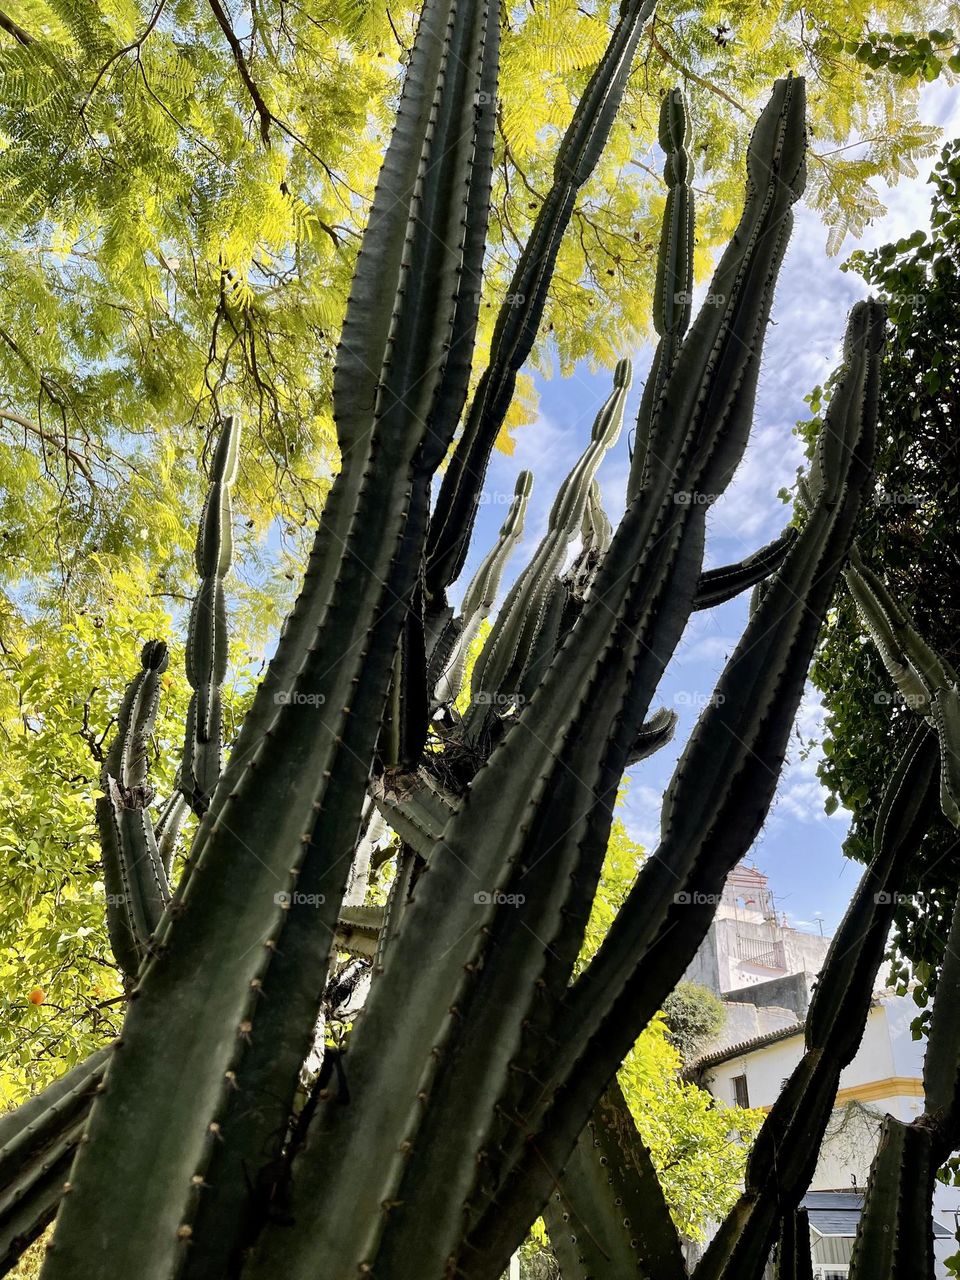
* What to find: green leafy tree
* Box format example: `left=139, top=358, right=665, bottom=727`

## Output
left=662, top=981, right=727, bottom=1063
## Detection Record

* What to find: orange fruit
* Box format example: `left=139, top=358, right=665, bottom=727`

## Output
left=28, top=987, right=45, bottom=1005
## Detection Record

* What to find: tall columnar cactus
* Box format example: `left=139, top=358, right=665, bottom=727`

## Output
left=627, top=83, right=693, bottom=499
left=424, top=0, right=658, bottom=608
left=95, top=639, right=171, bottom=980
left=433, top=469, right=532, bottom=706
left=41, top=0, right=501, bottom=1275
left=470, top=358, right=631, bottom=707
left=460, top=299, right=883, bottom=1279
left=0, top=16, right=910, bottom=1280
left=840, top=582, right=960, bottom=1279
left=241, top=79, right=847, bottom=1280
left=180, top=414, right=240, bottom=816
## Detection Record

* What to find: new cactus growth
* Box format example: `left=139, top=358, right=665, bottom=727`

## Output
left=0, top=6, right=930, bottom=1278
left=434, top=469, right=532, bottom=706
left=470, top=358, right=631, bottom=707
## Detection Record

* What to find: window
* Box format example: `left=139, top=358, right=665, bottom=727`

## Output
left=732, top=1074, right=750, bottom=1108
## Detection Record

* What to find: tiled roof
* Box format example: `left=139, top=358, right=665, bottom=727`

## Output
left=690, top=1020, right=804, bottom=1071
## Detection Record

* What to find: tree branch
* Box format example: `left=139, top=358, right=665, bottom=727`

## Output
left=0, top=409, right=93, bottom=481
left=0, top=9, right=35, bottom=46
left=207, top=0, right=274, bottom=146
left=649, top=31, right=747, bottom=115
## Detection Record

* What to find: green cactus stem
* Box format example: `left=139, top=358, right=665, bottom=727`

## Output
left=460, top=297, right=883, bottom=1280
left=470, top=358, right=631, bottom=706
left=845, top=549, right=960, bottom=827
left=694, top=718, right=938, bottom=1280
left=41, top=0, right=501, bottom=1274
left=253, top=80, right=814, bottom=1280
left=544, top=1080, right=686, bottom=1280
left=434, top=470, right=532, bottom=706
left=0, top=1049, right=109, bottom=1274
left=628, top=85, right=694, bottom=500
left=424, top=0, right=658, bottom=607
left=181, top=414, right=240, bottom=816
left=96, top=640, right=170, bottom=980
left=774, top=1209, right=814, bottom=1280
left=626, top=706, right=678, bottom=765
left=693, top=527, right=797, bottom=611
left=849, top=1117, right=938, bottom=1280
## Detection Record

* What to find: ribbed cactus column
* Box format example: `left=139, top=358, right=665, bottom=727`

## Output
left=424, top=0, right=658, bottom=607
left=470, top=358, right=631, bottom=706
left=40, top=0, right=500, bottom=1274
left=543, top=1080, right=686, bottom=1280
left=627, top=84, right=693, bottom=501
left=461, top=297, right=884, bottom=1280
left=845, top=547, right=960, bottom=824
left=434, top=469, right=532, bottom=705
left=694, top=720, right=938, bottom=1280
left=248, top=79, right=813, bottom=1280
left=775, top=1210, right=814, bottom=1280
left=845, top=595, right=960, bottom=1280
left=180, top=414, right=240, bottom=816
left=96, top=640, right=170, bottom=981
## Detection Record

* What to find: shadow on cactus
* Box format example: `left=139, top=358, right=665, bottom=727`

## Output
left=0, top=0, right=939, bottom=1276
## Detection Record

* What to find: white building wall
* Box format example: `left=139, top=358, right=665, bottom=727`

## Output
left=700, top=996, right=960, bottom=1277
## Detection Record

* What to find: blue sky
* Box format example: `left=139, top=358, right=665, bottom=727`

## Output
left=461, top=80, right=960, bottom=938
